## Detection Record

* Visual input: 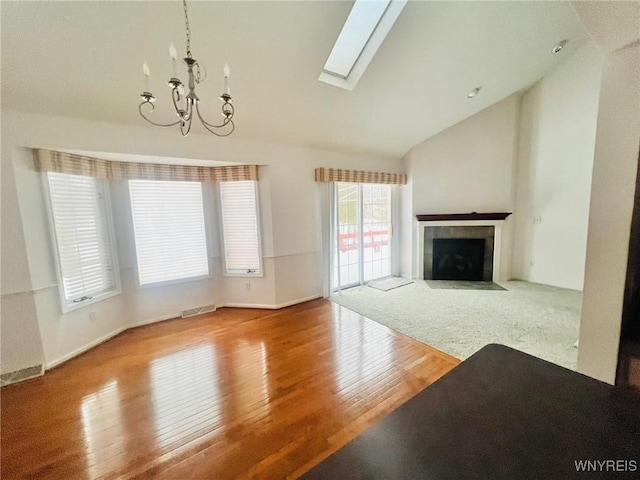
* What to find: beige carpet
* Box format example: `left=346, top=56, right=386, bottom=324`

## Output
left=331, top=280, right=581, bottom=370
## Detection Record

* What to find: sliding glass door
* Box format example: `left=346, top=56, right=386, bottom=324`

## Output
left=334, top=182, right=392, bottom=289
left=362, top=184, right=392, bottom=282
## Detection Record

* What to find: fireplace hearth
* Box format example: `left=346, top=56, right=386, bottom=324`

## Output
left=433, top=238, right=486, bottom=281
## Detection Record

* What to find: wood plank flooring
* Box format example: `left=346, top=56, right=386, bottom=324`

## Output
left=1, top=299, right=459, bottom=479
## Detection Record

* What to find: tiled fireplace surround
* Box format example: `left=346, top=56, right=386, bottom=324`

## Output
left=416, top=213, right=511, bottom=282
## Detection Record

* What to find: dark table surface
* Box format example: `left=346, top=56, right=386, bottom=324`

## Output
left=302, top=344, right=640, bottom=480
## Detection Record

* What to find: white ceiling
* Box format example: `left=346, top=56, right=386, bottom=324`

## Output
left=2, top=1, right=589, bottom=158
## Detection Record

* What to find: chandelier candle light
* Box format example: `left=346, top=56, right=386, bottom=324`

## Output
left=139, top=0, right=234, bottom=137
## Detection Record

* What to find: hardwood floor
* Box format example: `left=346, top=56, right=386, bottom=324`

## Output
left=1, top=299, right=459, bottom=479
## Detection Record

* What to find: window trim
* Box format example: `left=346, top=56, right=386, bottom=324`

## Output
left=133, top=271, right=212, bottom=290
left=218, top=180, right=264, bottom=278
left=318, top=0, right=408, bottom=91
left=128, top=179, right=211, bottom=289
left=43, top=173, right=122, bottom=314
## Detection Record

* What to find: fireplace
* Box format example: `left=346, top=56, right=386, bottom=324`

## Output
left=433, top=238, right=486, bottom=281
left=415, top=212, right=511, bottom=282
left=423, top=226, right=494, bottom=281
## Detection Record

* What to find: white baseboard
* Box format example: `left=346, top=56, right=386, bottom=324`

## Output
left=46, top=327, right=124, bottom=370
left=220, top=294, right=322, bottom=310
left=41, top=295, right=322, bottom=371
left=277, top=294, right=322, bottom=308
left=130, top=313, right=180, bottom=328
left=45, top=315, right=180, bottom=370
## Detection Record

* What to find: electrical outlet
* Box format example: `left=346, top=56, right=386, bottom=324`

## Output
left=530, top=261, right=535, bottom=266
left=245, top=282, right=251, bottom=292
left=89, top=311, right=97, bottom=322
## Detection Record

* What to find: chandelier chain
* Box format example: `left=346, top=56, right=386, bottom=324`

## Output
left=183, top=0, right=192, bottom=59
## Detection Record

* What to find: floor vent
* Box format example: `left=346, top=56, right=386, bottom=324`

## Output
left=181, top=304, right=217, bottom=319
left=1, top=364, right=43, bottom=387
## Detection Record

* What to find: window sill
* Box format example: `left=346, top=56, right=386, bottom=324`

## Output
left=223, top=271, right=263, bottom=278
left=62, top=289, right=121, bottom=314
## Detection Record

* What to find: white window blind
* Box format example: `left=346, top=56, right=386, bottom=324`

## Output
left=46, top=172, right=119, bottom=310
left=129, top=180, right=209, bottom=286
left=220, top=181, right=261, bottom=274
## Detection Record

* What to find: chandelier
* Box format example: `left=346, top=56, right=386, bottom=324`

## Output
left=139, top=0, right=234, bottom=137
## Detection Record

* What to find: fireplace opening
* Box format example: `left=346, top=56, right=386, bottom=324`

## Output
left=432, top=238, right=486, bottom=281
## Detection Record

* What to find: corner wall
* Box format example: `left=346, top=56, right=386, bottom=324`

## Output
left=578, top=43, right=640, bottom=384
left=0, top=145, right=45, bottom=378
left=401, top=94, right=521, bottom=279
left=511, top=44, right=604, bottom=290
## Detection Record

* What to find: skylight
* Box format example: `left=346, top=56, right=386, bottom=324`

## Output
left=320, top=0, right=407, bottom=91
left=324, top=0, right=391, bottom=78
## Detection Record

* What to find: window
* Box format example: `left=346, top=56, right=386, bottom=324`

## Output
left=219, top=181, right=261, bottom=275
left=129, top=180, right=209, bottom=286
left=46, top=172, right=120, bottom=311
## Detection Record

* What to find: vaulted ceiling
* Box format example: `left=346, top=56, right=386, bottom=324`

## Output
left=2, top=1, right=589, bottom=157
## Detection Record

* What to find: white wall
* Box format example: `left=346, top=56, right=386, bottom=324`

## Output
left=512, top=45, right=604, bottom=290
left=401, top=94, right=521, bottom=279
left=399, top=172, right=414, bottom=278
left=0, top=147, right=46, bottom=374
left=578, top=43, right=640, bottom=384
left=0, top=110, right=401, bottom=375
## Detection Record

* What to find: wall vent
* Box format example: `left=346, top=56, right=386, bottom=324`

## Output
left=181, top=304, right=217, bottom=319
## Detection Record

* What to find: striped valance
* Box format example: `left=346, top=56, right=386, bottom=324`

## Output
left=35, top=150, right=259, bottom=182
left=314, top=167, right=406, bottom=185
